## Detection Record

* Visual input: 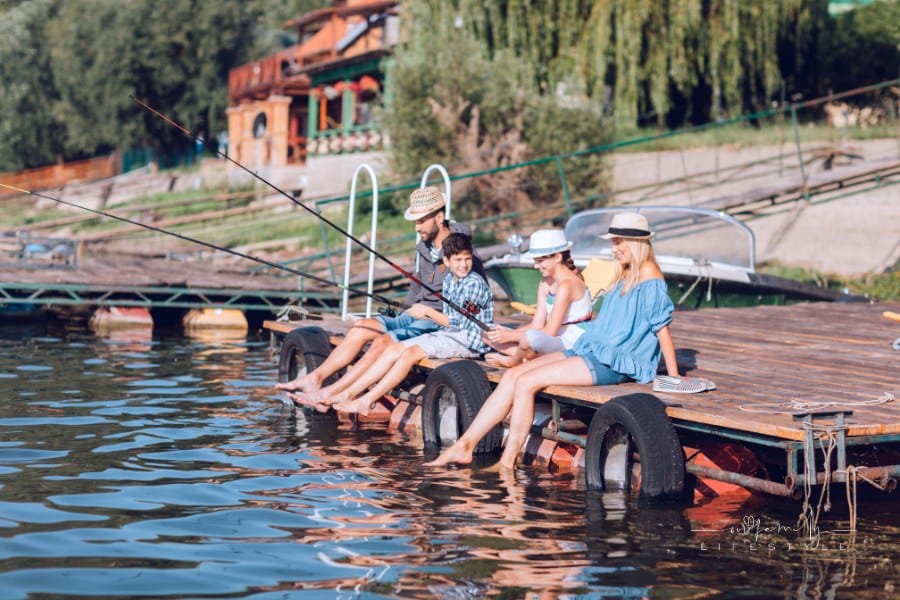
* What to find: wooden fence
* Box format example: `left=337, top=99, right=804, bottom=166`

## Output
left=0, top=154, right=120, bottom=198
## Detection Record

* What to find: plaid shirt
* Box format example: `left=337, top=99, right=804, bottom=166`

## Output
left=442, top=270, right=494, bottom=353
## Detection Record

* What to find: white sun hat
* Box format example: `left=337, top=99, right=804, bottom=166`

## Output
left=524, top=229, right=572, bottom=259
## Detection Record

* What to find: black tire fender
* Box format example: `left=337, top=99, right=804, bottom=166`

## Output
left=277, top=326, right=336, bottom=385
left=421, top=360, right=501, bottom=454
left=584, top=393, right=685, bottom=501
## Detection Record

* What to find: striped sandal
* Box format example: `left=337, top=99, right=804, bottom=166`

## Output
left=652, top=375, right=710, bottom=394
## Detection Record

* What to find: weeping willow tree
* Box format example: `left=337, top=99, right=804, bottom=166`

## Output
left=579, top=0, right=824, bottom=125
left=465, top=0, right=823, bottom=124
left=382, top=0, right=613, bottom=216
left=384, top=0, right=824, bottom=214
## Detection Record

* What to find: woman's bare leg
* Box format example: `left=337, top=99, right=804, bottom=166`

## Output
left=423, top=352, right=567, bottom=467
left=497, top=356, right=594, bottom=469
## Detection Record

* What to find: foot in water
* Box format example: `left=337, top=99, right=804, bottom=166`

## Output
left=423, top=443, right=474, bottom=467
left=275, top=374, right=321, bottom=394
left=484, top=352, right=519, bottom=368
left=333, top=394, right=375, bottom=416
left=287, top=392, right=330, bottom=413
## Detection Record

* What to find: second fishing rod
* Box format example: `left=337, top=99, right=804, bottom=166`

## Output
left=132, top=96, right=491, bottom=332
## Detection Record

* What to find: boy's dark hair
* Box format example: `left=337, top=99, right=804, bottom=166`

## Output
left=441, top=232, right=474, bottom=257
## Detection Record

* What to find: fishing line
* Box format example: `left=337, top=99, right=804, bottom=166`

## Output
left=0, top=182, right=404, bottom=310
left=131, top=96, right=490, bottom=331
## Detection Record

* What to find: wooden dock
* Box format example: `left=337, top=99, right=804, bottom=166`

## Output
left=267, top=300, right=900, bottom=499
left=0, top=254, right=335, bottom=315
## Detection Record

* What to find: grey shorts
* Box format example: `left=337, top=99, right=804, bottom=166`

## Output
left=524, top=329, right=566, bottom=354
left=400, top=329, right=480, bottom=359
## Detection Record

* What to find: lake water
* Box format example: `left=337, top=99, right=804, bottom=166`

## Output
left=0, top=324, right=897, bottom=598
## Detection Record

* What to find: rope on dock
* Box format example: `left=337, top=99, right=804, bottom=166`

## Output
left=738, top=392, right=894, bottom=414
left=797, top=419, right=842, bottom=541
left=794, top=406, right=896, bottom=538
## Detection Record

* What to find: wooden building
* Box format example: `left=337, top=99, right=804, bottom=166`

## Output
left=226, top=0, right=399, bottom=170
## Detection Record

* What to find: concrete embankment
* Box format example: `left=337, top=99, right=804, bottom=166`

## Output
left=610, top=138, right=899, bottom=276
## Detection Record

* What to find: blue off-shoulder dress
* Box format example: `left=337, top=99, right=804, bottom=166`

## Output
left=569, top=278, right=674, bottom=384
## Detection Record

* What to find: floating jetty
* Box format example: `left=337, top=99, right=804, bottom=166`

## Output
left=0, top=253, right=332, bottom=329
left=267, top=300, right=899, bottom=506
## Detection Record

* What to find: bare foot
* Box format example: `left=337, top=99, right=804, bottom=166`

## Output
left=325, top=390, right=352, bottom=411
left=334, top=395, right=374, bottom=416
left=275, top=374, right=321, bottom=393
left=300, top=387, right=331, bottom=405
left=287, top=392, right=330, bottom=413
left=480, top=461, right=515, bottom=473
left=423, top=443, right=474, bottom=467
left=484, top=352, right=520, bottom=368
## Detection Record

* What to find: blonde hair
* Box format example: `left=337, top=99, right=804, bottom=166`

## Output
left=611, top=238, right=655, bottom=294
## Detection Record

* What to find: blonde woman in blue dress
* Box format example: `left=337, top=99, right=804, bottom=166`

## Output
left=426, top=212, right=682, bottom=470
left=484, top=229, right=592, bottom=368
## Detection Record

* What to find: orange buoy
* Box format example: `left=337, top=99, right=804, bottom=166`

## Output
left=182, top=308, right=248, bottom=333
left=89, top=306, right=153, bottom=331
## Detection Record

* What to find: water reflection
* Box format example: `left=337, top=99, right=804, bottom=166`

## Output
left=0, top=326, right=896, bottom=599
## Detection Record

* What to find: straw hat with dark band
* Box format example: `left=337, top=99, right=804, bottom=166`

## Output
left=601, top=212, right=654, bottom=239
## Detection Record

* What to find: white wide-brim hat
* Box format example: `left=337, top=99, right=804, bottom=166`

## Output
left=404, top=186, right=447, bottom=220
left=601, top=212, right=654, bottom=239
left=524, top=229, right=572, bottom=258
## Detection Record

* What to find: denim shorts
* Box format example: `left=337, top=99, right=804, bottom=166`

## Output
left=377, top=312, right=440, bottom=341
left=563, top=349, right=630, bottom=386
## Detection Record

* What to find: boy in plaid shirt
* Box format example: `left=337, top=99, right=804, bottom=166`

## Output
left=289, top=232, right=493, bottom=415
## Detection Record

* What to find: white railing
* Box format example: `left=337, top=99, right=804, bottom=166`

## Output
left=341, top=163, right=379, bottom=319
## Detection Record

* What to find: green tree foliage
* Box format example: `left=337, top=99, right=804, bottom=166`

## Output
left=573, top=0, right=823, bottom=125
left=382, top=0, right=612, bottom=215
left=0, top=0, right=65, bottom=170
left=0, top=0, right=327, bottom=171
left=823, top=0, right=900, bottom=94
left=46, top=0, right=257, bottom=165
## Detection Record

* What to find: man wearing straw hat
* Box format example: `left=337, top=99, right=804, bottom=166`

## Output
left=276, top=186, right=483, bottom=394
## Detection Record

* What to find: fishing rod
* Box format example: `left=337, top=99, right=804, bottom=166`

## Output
left=131, top=96, right=490, bottom=332
left=0, top=182, right=404, bottom=311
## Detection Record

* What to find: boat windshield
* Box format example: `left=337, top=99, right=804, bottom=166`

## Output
left=565, top=206, right=755, bottom=271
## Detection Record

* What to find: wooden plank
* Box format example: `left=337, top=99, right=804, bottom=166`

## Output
left=265, top=302, right=900, bottom=443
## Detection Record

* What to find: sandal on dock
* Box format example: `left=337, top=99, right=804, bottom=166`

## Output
left=653, top=375, right=711, bottom=394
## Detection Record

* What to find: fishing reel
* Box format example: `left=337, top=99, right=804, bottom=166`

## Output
left=378, top=306, right=397, bottom=318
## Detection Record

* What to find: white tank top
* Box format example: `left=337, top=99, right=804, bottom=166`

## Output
left=546, top=286, right=592, bottom=348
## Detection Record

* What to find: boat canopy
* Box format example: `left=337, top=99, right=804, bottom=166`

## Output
left=565, top=206, right=756, bottom=272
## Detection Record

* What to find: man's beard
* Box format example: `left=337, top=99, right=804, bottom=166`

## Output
left=420, top=226, right=438, bottom=245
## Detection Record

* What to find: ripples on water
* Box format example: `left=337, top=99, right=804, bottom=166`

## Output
left=0, top=324, right=896, bottom=599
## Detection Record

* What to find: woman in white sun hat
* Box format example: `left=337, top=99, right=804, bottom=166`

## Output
left=426, top=211, right=684, bottom=470
left=483, top=229, right=592, bottom=367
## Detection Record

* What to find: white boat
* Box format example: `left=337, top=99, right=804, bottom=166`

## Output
left=485, top=206, right=864, bottom=309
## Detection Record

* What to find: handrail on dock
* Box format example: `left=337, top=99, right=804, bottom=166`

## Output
left=342, top=164, right=380, bottom=319
left=414, top=164, right=453, bottom=274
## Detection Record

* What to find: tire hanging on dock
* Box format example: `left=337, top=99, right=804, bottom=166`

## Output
left=421, top=360, right=500, bottom=454
left=277, top=327, right=338, bottom=386
left=584, top=393, right=685, bottom=501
